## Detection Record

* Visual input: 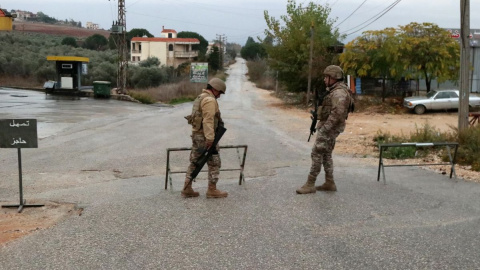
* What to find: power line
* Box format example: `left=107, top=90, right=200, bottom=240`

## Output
left=334, top=0, right=367, bottom=27
left=342, top=0, right=402, bottom=36
left=129, top=11, right=254, bottom=31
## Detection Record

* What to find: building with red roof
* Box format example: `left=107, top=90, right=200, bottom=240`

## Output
left=130, top=26, right=200, bottom=68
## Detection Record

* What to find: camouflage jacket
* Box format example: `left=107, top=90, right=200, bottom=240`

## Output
left=316, top=81, right=352, bottom=136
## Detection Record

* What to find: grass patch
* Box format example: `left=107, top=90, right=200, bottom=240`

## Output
left=169, top=97, right=195, bottom=105
left=128, top=91, right=156, bottom=104
left=373, top=122, right=454, bottom=159
left=127, top=75, right=228, bottom=105
left=374, top=122, right=480, bottom=171
left=448, top=125, right=480, bottom=171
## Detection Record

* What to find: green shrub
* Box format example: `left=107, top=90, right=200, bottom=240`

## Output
left=373, top=123, right=454, bottom=159
left=449, top=125, right=480, bottom=171
left=373, top=130, right=417, bottom=159
left=409, top=122, right=454, bottom=142
left=129, top=67, right=167, bottom=89
left=35, top=65, right=56, bottom=82
left=61, top=37, right=78, bottom=47
left=246, top=58, right=268, bottom=82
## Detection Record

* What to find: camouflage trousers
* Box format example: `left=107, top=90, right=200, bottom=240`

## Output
left=309, top=131, right=338, bottom=181
left=185, top=133, right=221, bottom=184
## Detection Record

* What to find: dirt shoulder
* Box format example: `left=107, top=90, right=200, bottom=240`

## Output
left=257, top=88, right=480, bottom=183
left=0, top=202, right=79, bottom=245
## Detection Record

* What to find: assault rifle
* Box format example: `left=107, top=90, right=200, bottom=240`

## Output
left=307, top=88, right=327, bottom=142
left=184, top=126, right=227, bottom=190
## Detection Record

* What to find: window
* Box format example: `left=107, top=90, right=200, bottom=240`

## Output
left=168, top=33, right=172, bottom=38
left=435, top=92, right=449, bottom=99
left=448, top=91, right=459, bottom=98
left=169, top=44, right=173, bottom=51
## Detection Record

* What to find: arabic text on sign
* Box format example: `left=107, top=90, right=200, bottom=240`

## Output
left=10, top=120, right=30, bottom=128
left=11, top=137, right=27, bottom=145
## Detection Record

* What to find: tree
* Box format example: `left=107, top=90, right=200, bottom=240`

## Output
left=340, top=28, right=399, bottom=101
left=34, top=12, right=57, bottom=24
left=208, top=46, right=221, bottom=71
left=341, top=22, right=460, bottom=94
left=139, top=57, right=160, bottom=68
left=263, top=0, right=342, bottom=93
left=397, top=22, right=460, bottom=92
left=127, top=28, right=154, bottom=40
left=177, top=31, right=208, bottom=60
left=240, top=41, right=267, bottom=60
left=124, top=28, right=154, bottom=50
left=83, top=34, right=108, bottom=51
left=245, top=37, right=256, bottom=46
left=61, top=37, right=78, bottom=47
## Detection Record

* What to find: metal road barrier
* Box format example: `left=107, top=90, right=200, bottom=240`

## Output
left=469, top=112, right=480, bottom=126
left=377, top=142, right=459, bottom=184
left=165, top=145, right=248, bottom=190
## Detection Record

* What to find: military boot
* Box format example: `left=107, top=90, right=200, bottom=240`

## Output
left=181, top=179, right=199, bottom=198
left=316, top=177, right=337, bottom=192
left=206, top=182, right=228, bottom=198
left=296, top=175, right=317, bottom=194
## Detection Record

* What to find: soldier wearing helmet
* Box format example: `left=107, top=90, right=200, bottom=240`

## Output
left=297, top=65, right=354, bottom=194
left=182, top=78, right=228, bottom=198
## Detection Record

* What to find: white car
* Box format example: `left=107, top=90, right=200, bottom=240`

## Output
left=403, top=90, right=480, bottom=114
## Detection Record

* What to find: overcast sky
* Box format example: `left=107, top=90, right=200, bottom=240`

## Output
left=1, top=0, right=479, bottom=45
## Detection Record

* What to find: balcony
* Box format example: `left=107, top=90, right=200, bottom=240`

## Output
left=131, top=50, right=141, bottom=54
left=174, top=51, right=198, bottom=58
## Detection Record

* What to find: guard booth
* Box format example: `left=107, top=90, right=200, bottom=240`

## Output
left=44, top=56, right=90, bottom=93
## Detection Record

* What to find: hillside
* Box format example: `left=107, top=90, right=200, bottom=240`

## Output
left=12, top=21, right=110, bottom=38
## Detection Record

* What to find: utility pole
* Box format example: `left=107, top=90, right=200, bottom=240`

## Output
left=459, top=0, right=471, bottom=131
left=306, top=21, right=314, bottom=106
left=216, top=34, right=225, bottom=71
left=110, top=0, right=127, bottom=94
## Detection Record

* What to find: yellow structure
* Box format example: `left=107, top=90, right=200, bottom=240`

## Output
left=45, top=56, right=90, bottom=92
left=0, top=9, right=14, bottom=31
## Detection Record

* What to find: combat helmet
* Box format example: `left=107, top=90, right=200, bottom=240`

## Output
left=208, top=78, right=226, bottom=93
left=323, top=65, right=344, bottom=80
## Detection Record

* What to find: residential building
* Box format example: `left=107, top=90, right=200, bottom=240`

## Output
left=11, top=10, right=35, bottom=21
left=86, top=22, right=99, bottom=30
left=130, top=27, right=200, bottom=68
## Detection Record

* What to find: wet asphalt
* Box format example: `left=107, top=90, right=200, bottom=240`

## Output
left=0, top=59, right=480, bottom=269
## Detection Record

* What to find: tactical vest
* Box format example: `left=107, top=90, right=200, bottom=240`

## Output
left=185, top=91, right=220, bottom=132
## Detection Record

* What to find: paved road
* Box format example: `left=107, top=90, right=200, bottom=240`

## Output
left=1, top=59, right=480, bottom=269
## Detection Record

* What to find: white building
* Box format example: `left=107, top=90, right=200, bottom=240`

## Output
left=86, top=22, right=99, bottom=30
left=130, top=27, right=200, bottom=68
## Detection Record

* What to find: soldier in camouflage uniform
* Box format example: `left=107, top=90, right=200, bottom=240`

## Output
left=182, top=78, right=228, bottom=198
left=297, top=65, right=353, bottom=194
